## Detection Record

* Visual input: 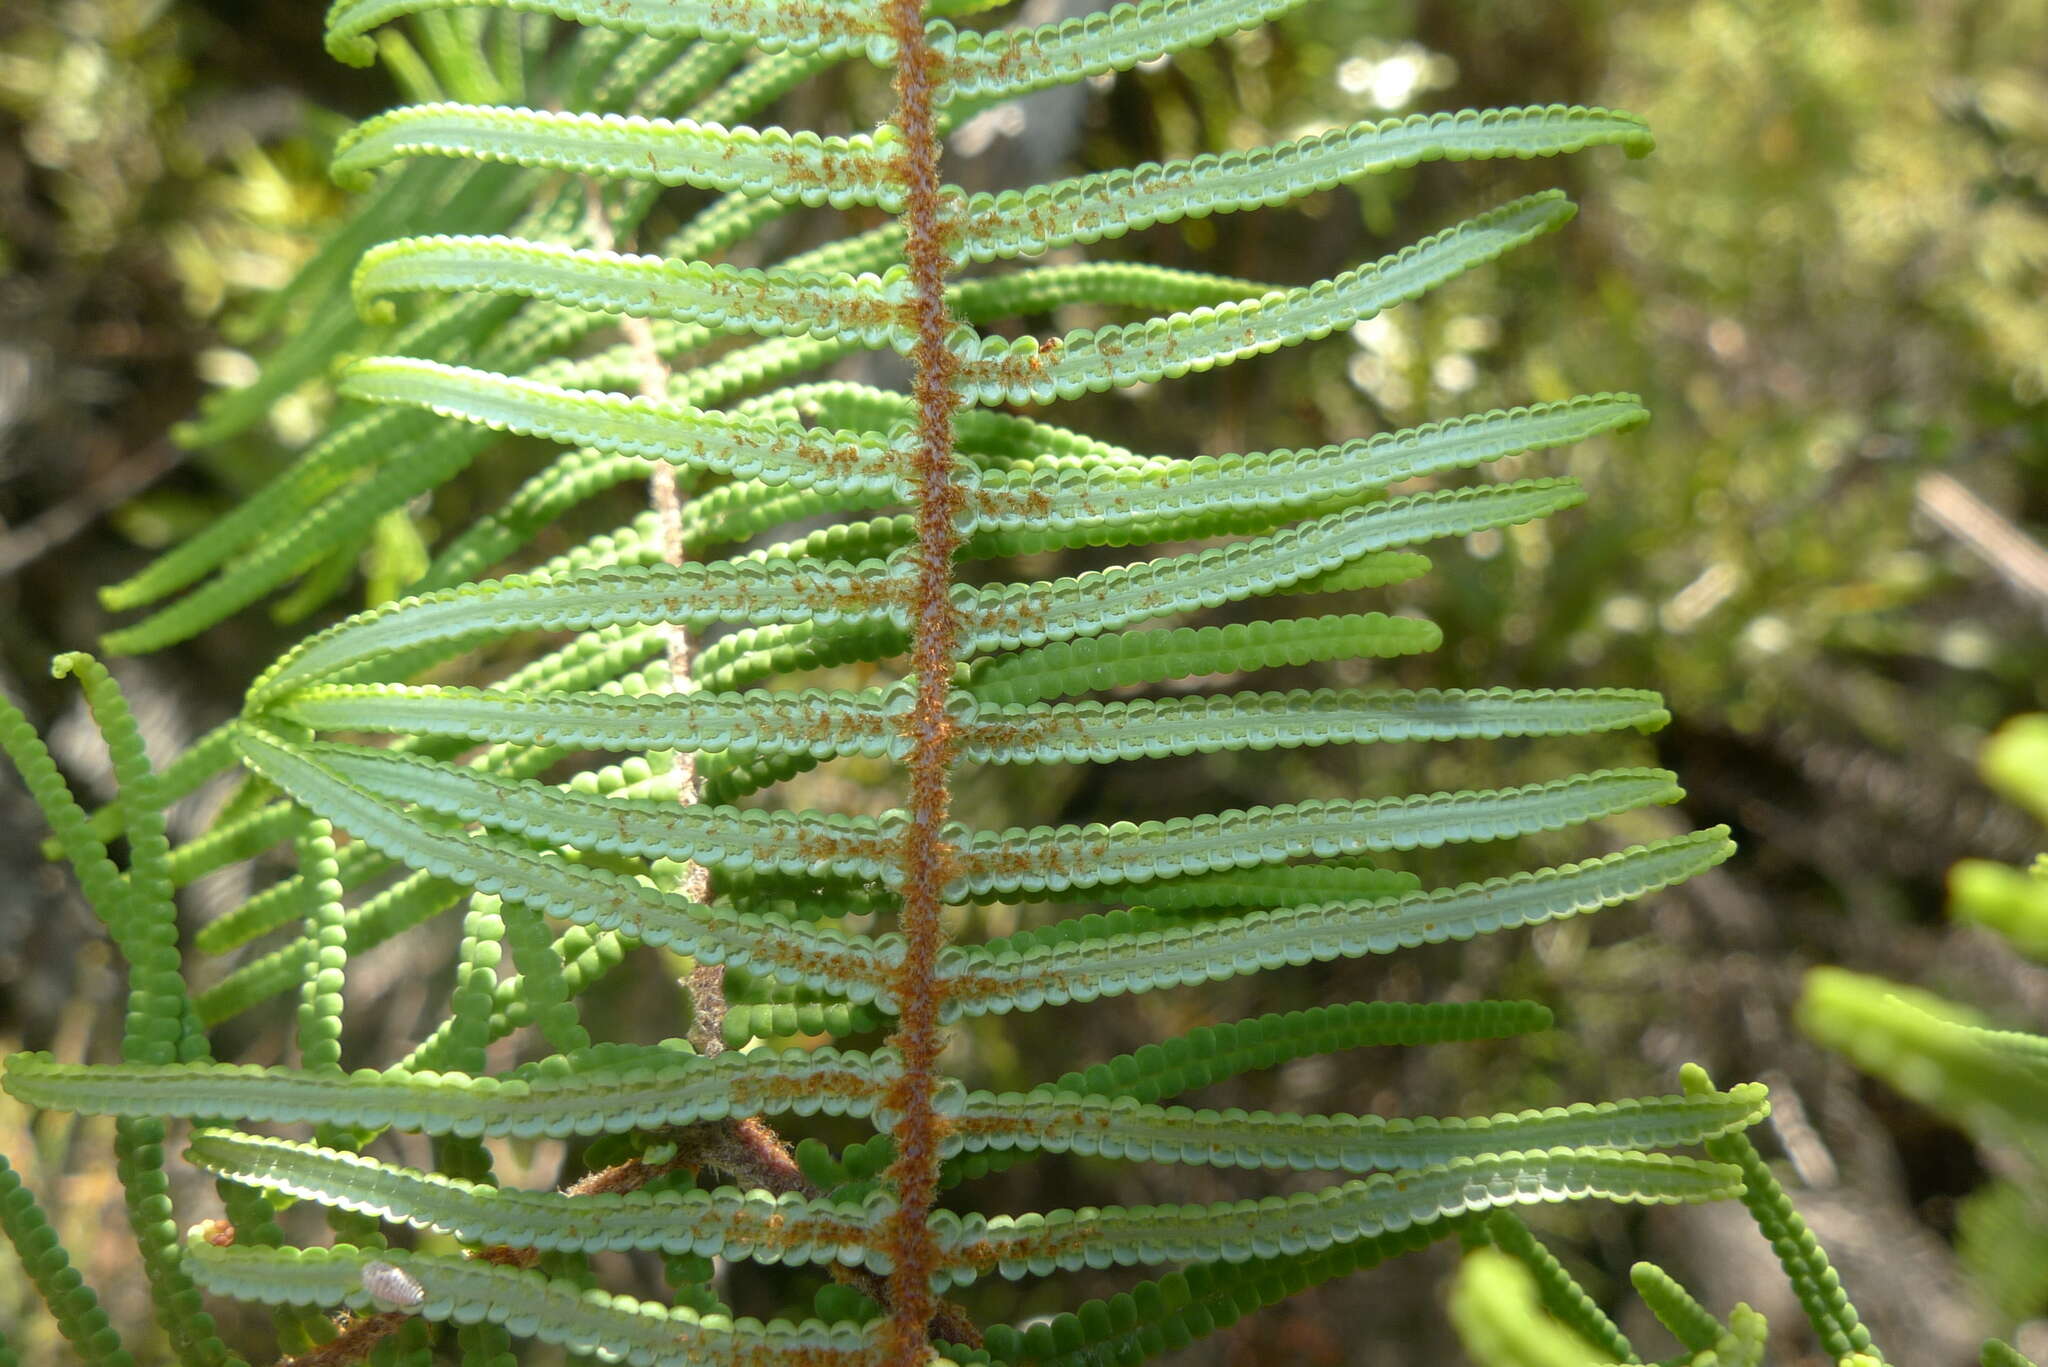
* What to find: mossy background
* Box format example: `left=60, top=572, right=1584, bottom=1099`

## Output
left=0, top=0, right=2044, bottom=1362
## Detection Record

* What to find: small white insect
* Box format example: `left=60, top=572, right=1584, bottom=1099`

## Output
left=360, top=1259, right=426, bottom=1310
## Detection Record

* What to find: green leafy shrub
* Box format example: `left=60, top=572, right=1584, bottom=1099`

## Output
left=0, top=2, right=1783, bottom=1363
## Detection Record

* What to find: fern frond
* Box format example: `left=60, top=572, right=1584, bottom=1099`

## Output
left=0, top=1152, right=135, bottom=1367
left=1679, top=1064, right=1881, bottom=1363
left=1981, top=714, right=2048, bottom=823
left=184, top=1130, right=892, bottom=1268
left=0, top=697, right=152, bottom=978
left=265, top=682, right=908, bottom=757
left=1714, top=1307, right=1771, bottom=1367
left=970, top=394, right=1647, bottom=551
left=945, top=1083, right=1767, bottom=1173
left=326, top=0, right=895, bottom=69
left=1950, top=856, right=2048, bottom=962
left=265, top=682, right=1664, bottom=765
left=963, top=480, right=1585, bottom=652
left=354, top=236, right=918, bottom=346
left=102, top=422, right=490, bottom=656
left=102, top=407, right=429, bottom=612
left=339, top=357, right=913, bottom=494
left=941, top=1000, right=1556, bottom=1186
left=962, top=614, right=1440, bottom=705
left=947, top=106, right=1649, bottom=263
left=196, top=870, right=466, bottom=1024
left=183, top=1243, right=882, bottom=1367
left=1628, top=1261, right=1725, bottom=1354
left=332, top=103, right=904, bottom=205
left=293, top=819, right=350, bottom=1076
left=227, top=729, right=900, bottom=1000
left=1483, top=1212, right=1637, bottom=1362
left=951, top=687, right=1669, bottom=764
left=1041, top=860, right=1416, bottom=910
left=931, top=0, right=1311, bottom=103
left=18, top=0, right=1736, bottom=1353
left=954, top=192, right=1575, bottom=404
left=281, top=735, right=908, bottom=878
left=1449, top=1247, right=1607, bottom=1367
left=943, top=829, right=1732, bottom=1014
left=948, top=769, right=1689, bottom=898
left=498, top=893, right=593, bottom=1055
left=247, top=555, right=913, bottom=703
left=1985, top=1341, right=2042, bottom=1367
left=937, top=1148, right=1741, bottom=1285
left=4, top=1044, right=912, bottom=1136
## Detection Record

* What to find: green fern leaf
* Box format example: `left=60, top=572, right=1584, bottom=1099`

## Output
left=945, top=1082, right=1767, bottom=1172
left=947, top=769, right=1689, bottom=898
left=963, top=479, right=1585, bottom=651
left=936, top=1148, right=1741, bottom=1285
left=1482, top=1212, right=1637, bottom=1362
left=4, top=1043, right=917, bottom=1137
left=3, top=0, right=1756, bottom=1352
left=182, top=1243, right=883, bottom=1366
left=931, top=0, right=1312, bottom=103
left=339, top=357, right=914, bottom=494
left=1628, top=1261, right=1727, bottom=1353
left=264, top=682, right=909, bottom=757
left=1449, top=1247, right=1608, bottom=1367
left=247, top=555, right=913, bottom=704
left=947, top=106, right=1649, bottom=263
left=1680, top=1063, right=1880, bottom=1363
left=332, top=103, right=905, bottom=204
left=962, top=614, right=1440, bottom=704
left=353, top=236, right=918, bottom=346
left=970, top=394, right=1647, bottom=550
left=954, top=192, right=1575, bottom=404
left=326, top=0, right=896, bottom=68
left=1985, top=1341, right=2043, bottom=1367
left=280, top=736, right=908, bottom=879
left=184, top=1129, right=893, bottom=1269
left=0, top=1152, right=135, bottom=1367
left=1798, top=969, right=2048, bottom=1153
left=944, top=829, right=1733, bottom=1015
left=229, top=729, right=900, bottom=1000
left=951, top=687, right=1669, bottom=764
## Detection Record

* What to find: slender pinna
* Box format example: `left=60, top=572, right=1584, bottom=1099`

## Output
left=0, top=1, right=1811, bottom=1364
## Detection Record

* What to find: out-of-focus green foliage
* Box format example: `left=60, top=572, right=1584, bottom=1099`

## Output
left=1291, top=1, right=2048, bottom=736
left=0, top=0, right=356, bottom=567
left=1802, top=715, right=2048, bottom=1337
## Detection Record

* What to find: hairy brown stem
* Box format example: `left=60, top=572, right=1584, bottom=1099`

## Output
left=877, top=1, right=966, bottom=1361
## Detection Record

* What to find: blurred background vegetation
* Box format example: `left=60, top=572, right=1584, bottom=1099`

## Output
left=1, top=0, right=2044, bottom=1362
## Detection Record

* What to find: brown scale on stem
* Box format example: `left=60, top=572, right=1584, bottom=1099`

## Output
left=876, top=0, right=968, bottom=1361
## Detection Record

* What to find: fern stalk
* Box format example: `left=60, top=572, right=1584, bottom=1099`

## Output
left=879, top=0, right=967, bottom=1354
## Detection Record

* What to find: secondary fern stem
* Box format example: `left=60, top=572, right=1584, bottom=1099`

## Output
left=880, top=0, right=966, bottom=1357
left=580, top=181, right=726, bottom=1055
